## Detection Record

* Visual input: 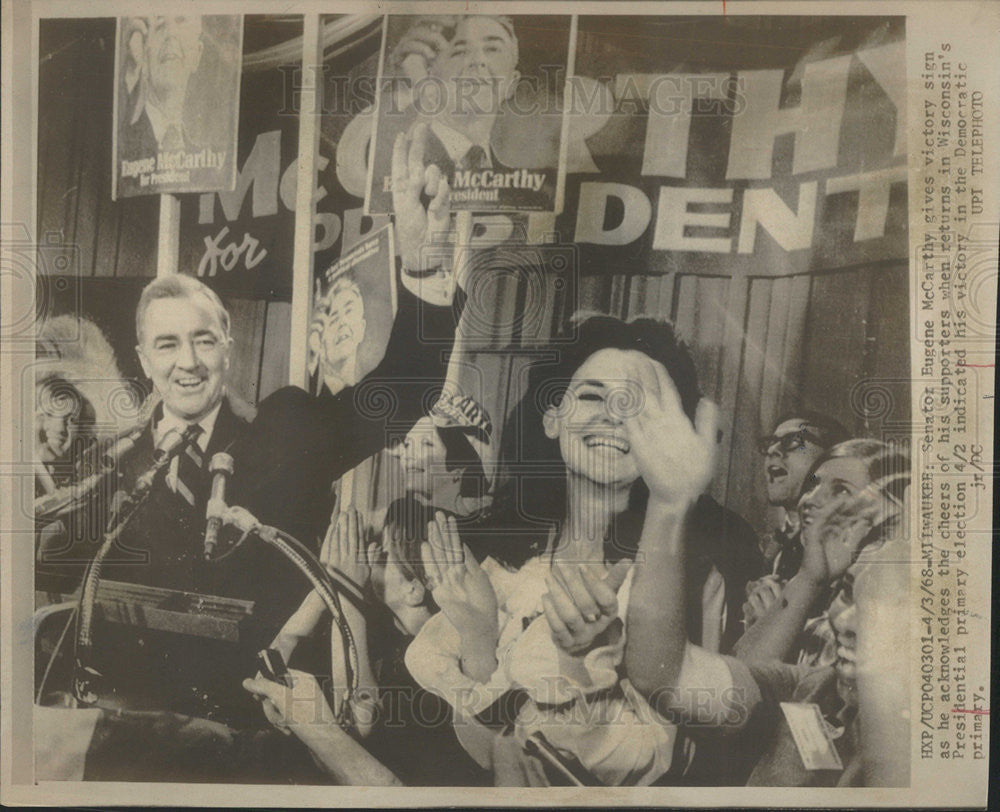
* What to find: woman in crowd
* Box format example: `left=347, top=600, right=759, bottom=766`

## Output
left=403, top=314, right=755, bottom=786
left=625, top=434, right=910, bottom=786
left=388, top=391, right=493, bottom=520
left=734, top=439, right=909, bottom=668
left=34, top=314, right=135, bottom=495
left=35, top=374, right=99, bottom=495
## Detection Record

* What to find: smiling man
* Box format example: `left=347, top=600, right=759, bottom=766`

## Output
left=425, top=15, right=520, bottom=168
left=758, top=411, right=848, bottom=578
left=96, top=274, right=252, bottom=592
left=395, top=16, right=520, bottom=171
left=385, top=15, right=558, bottom=209
left=121, top=15, right=204, bottom=159
left=37, top=274, right=272, bottom=729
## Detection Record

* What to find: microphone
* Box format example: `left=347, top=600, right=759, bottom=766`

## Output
left=222, top=504, right=261, bottom=536
left=131, top=425, right=201, bottom=497
left=96, top=427, right=144, bottom=471
left=204, top=452, right=234, bottom=559
left=34, top=428, right=145, bottom=519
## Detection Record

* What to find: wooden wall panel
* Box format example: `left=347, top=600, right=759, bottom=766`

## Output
left=225, top=298, right=266, bottom=406
left=38, top=19, right=159, bottom=282
left=774, top=276, right=812, bottom=420
left=799, top=268, right=873, bottom=434
left=257, top=301, right=291, bottom=402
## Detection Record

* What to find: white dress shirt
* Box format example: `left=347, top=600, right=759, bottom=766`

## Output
left=430, top=120, right=493, bottom=168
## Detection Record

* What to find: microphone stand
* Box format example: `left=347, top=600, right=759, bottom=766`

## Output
left=213, top=505, right=361, bottom=730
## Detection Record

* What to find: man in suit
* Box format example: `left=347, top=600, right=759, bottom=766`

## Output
left=39, top=274, right=280, bottom=726
left=232, top=119, right=463, bottom=554
left=98, top=274, right=252, bottom=595
left=35, top=275, right=251, bottom=594
left=758, top=411, right=849, bottom=579
left=384, top=15, right=559, bottom=210
left=397, top=16, right=520, bottom=169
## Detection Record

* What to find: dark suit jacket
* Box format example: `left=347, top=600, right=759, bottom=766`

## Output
left=49, top=396, right=293, bottom=727
left=119, top=108, right=194, bottom=161
left=369, top=90, right=562, bottom=212
left=686, top=495, right=764, bottom=654
left=232, top=272, right=464, bottom=553
left=94, top=397, right=253, bottom=596
left=119, top=109, right=159, bottom=164
left=117, top=108, right=195, bottom=197
left=38, top=396, right=259, bottom=594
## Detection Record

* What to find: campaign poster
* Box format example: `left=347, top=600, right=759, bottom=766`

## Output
left=365, top=14, right=572, bottom=214
left=561, top=16, right=908, bottom=278
left=308, top=224, right=397, bottom=398
left=112, top=15, right=243, bottom=199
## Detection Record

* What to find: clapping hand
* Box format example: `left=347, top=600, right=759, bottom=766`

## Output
left=800, top=484, right=894, bottom=586
left=320, top=508, right=377, bottom=595
left=620, top=353, right=717, bottom=507
left=542, top=559, right=632, bottom=655
left=392, top=122, right=452, bottom=275
left=741, top=574, right=784, bottom=629
left=421, top=512, right=498, bottom=645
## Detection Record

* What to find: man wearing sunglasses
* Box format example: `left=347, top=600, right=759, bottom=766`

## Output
left=758, top=412, right=848, bottom=579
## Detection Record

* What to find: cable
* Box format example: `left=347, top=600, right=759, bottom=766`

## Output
left=205, top=506, right=361, bottom=728
left=268, top=527, right=360, bottom=726
left=35, top=603, right=78, bottom=705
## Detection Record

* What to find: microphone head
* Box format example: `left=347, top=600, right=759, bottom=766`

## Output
left=209, top=452, right=234, bottom=476
left=152, top=428, right=183, bottom=462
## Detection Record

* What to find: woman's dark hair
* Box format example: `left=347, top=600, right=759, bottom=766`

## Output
left=437, top=426, right=490, bottom=500
left=479, top=315, right=700, bottom=568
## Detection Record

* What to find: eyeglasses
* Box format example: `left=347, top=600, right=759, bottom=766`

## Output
left=757, top=429, right=824, bottom=455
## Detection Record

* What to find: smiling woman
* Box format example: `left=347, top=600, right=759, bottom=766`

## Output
left=798, top=440, right=910, bottom=531
left=405, top=313, right=762, bottom=787
left=480, top=314, right=701, bottom=568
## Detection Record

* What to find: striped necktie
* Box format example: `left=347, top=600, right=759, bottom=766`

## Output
left=171, top=424, right=204, bottom=507
left=459, top=144, right=490, bottom=170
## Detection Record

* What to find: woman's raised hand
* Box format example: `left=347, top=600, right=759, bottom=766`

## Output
left=621, top=353, right=717, bottom=507
left=421, top=511, right=498, bottom=643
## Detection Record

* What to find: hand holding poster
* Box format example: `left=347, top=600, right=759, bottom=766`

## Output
left=366, top=14, right=571, bottom=213
left=113, top=14, right=243, bottom=199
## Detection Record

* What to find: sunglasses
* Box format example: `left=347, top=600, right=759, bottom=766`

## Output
left=757, top=429, right=824, bottom=455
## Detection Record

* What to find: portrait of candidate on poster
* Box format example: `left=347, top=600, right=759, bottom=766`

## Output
left=113, top=14, right=243, bottom=199
left=365, top=14, right=572, bottom=214
left=308, top=225, right=398, bottom=399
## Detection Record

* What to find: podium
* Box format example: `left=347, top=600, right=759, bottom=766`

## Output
left=35, top=580, right=285, bottom=729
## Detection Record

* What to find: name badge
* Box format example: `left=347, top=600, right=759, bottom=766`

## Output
left=779, top=701, right=844, bottom=771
